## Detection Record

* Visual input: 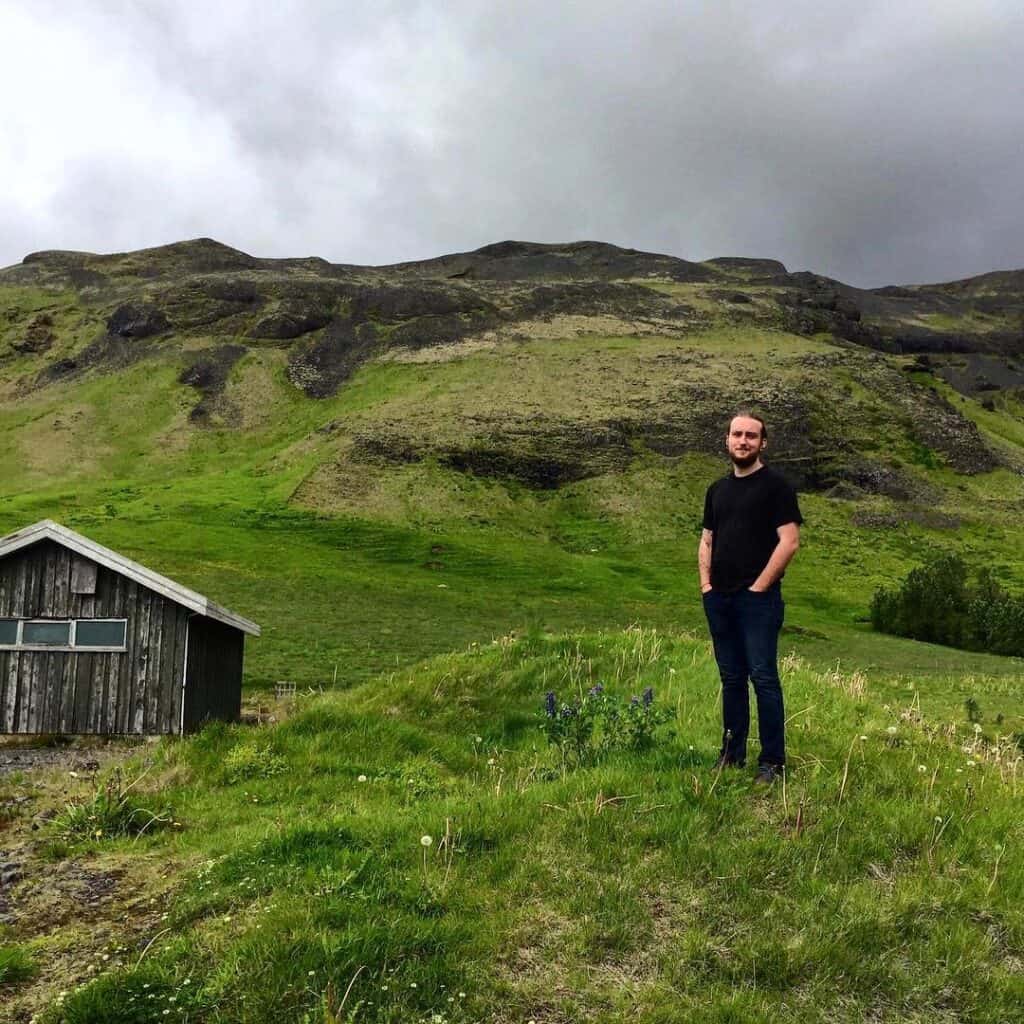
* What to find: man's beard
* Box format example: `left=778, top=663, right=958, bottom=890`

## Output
left=730, top=450, right=760, bottom=469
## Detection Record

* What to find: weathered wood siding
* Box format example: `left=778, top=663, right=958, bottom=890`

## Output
left=0, top=539, right=193, bottom=735
left=182, top=617, right=244, bottom=733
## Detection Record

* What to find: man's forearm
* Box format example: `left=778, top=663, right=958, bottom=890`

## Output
left=751, top=538, right=799, bottom=590
left=698, top=534, right=713, bottom=591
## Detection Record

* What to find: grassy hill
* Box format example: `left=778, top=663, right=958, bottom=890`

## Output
left=1, top=238, right=1023, bottom=1020
left=4, top=632, right=1023, bottom=1022
left=2, top=239, right=1023, bottom=692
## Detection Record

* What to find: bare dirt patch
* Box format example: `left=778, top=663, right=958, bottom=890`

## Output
left=0, top=737, right=175, bottom=1022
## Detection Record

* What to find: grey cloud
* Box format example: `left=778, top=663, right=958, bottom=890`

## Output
left=2, top=0, right=1022, bottom=286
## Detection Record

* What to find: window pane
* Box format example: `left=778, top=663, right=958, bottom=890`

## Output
left=22, top=621, right=70, bottom=645
left=76, top=620, right=127, bottom=648
left=0, top=619, right=17, bottom=645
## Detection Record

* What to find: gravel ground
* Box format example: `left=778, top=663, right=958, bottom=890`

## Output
left=0, top=736, right=150, bottom=776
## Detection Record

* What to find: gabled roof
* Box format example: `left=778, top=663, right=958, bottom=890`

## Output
left=0, top=520, right=260, bottom=637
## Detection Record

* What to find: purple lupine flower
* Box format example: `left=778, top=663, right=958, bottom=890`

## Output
left=642, top=686, right=654, bottom=708
left=588, top=684, right=604, bottom=697
left=545, top=691, right=557, bottom=718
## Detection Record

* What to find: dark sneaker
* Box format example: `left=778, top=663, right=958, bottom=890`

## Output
left=714, top=754, right=745, bottom=770
left=753, top=764, right=784, bottom=786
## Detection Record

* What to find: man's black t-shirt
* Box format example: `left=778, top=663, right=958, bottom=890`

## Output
left=702, top=465, right=803, bottom=593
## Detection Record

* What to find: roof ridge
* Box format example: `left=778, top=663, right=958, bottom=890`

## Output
left=0, top=520, right=260, bottom=636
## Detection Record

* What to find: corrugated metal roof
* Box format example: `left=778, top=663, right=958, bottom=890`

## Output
left=0, top=520, right=260, bottom=637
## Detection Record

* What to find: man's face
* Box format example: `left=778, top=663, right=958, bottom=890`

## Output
left=726, top=416, right=766, bottom=468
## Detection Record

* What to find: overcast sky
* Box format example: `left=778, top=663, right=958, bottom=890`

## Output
left=2, top=0, right=1022, bottom=287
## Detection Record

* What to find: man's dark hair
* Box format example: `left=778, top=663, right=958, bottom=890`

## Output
left=728, top=410, right=768, bottom=441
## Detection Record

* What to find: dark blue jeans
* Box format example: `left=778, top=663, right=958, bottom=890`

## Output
left=702, top=585, right=786, bottom=767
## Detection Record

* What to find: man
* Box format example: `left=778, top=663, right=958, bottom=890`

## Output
left=698, top=412, right=802, bottom=785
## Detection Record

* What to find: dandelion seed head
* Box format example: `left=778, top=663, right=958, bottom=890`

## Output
left=918, top=765, right=927, bottom=772
left=421, top=835, right=433, bottom=846
left=357, top=774, right=368, bottom=783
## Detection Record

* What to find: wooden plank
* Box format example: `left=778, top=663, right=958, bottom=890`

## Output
left=169, top=609, right=188, bottom=735
left=12, top=547, right=28, bottom=616
left=99, top=573, right=124, bottom=733
left=23, top=654, right=38, bottom=733
left=28, top=542, right=46, bottom=617
left=131, top=589, right=153, bottom=734
left=47, top=551, right=72, bottom=731
left=0, top=652, right=7, bottom=732
left=155, top=600, right=176, bottom=733
left=143, top=592, right=164, bottom=733
left=56, top=652, right=73, bottom=733
left=53, top=546, right=71, bottom=617
left=93, top=562, right=109, bottom=618
left=73, top=653, right=93, bottom=733
left=67, top=587, right=95, bottom=732
left=22, top=549, right=44, bottom=731
left=4, top=653, right=20, bottom=733
left=7, top=554, right=28, bottom=730
left=111, top=576, right=132, bottom=734
left=0, top=565, right=9, bottom=729
left=28, top=548, right=56, bottom=733
left=22, top=546, right=37, bottom=618
left=39, top=653, right=54, bottom=733
left=0, top=552, right=18, bottom=727
left=182, top=619, right=200, bottom=733
left=88, top=563, right=114, bottom=733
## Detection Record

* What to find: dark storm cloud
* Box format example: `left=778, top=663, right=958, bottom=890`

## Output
left=2, top=0, right=1022, bottom=286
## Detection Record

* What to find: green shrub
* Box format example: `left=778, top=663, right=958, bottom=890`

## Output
left=540, top=684, right=672, bottom=766
left=53, top=769, right=171, bottom=842
left=222, top=742, right=289, bottom=784
left=871, top=556, right=1024, bottom=656
left=0, top=942, right=36, bottom=985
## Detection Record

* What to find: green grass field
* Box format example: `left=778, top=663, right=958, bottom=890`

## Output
left=13, top=630, right=1023, bottom=1024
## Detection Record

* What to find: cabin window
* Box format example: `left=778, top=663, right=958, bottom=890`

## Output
left=0, top=618, right=128, bottom=651
left=22, top=620, right=71, bottom=646
left=75, top=619, right=128, bottom=648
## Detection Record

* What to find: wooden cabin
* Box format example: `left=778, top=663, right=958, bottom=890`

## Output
left=0, top=520, right=260, bottom=735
